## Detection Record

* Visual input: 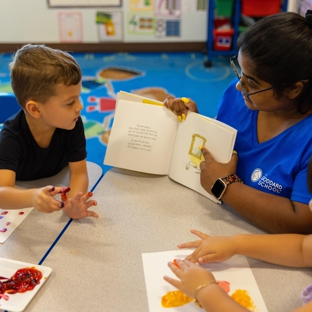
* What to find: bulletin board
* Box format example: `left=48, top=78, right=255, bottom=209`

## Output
left=48, top=0, right=121, bottom=7
left=0, top=0, right=207, bottom=44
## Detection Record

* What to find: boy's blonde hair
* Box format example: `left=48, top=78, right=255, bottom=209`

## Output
left=10, top=44, right=82, bottom=108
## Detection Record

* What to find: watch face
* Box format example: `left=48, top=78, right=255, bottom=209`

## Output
left=211, top=179, right=226, bottom=199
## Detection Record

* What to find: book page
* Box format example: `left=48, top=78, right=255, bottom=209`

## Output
left=104, top=100, right=178, bottom=174
left=168, top=112, right=237, bottom=203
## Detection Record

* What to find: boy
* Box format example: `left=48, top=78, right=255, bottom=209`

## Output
left=0, top=44, right=98, bottom=219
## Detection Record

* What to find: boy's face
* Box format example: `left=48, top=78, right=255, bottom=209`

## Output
left=310, top=199, right=312, bottom=212
left=39, top=82, right=83, bottom=130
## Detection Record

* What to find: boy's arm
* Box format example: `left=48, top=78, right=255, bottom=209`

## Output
left=67, top=159, right=89, bottom=197
left=0, top=169, right=64, bottom=212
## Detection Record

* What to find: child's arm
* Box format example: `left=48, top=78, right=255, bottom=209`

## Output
left=179, top=229, right=312, bottom=268
left=164, top=260, right=248, bottom=312
left=294, top=301, right=312, bottom=312
left=0, top=169, right=66, bottom=212
left=62, top=160, right=98, bottom=219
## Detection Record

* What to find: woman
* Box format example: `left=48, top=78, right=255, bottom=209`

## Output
left=164, top=11, right=312, bottom=234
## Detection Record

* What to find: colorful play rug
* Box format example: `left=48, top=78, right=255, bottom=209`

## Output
left=0, top=52, right=236, bottom=174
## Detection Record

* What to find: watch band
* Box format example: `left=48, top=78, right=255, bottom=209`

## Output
left=211, top=173, right=243, bottom=201
left=221, top=173, right=243, bottom=185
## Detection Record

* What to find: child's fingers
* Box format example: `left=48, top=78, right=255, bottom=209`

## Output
left=86, top=210, right=99, bottom=218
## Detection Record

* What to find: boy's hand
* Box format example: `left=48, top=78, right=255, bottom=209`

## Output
left=164, top=96, right=198, bottom=122
left=62, top=191, right=98, bottom=220
left=164, top=259, right=216, bottom=298
left=178, top=229, right=236, bottom=264
left=32, top=185, right=66, bottom=213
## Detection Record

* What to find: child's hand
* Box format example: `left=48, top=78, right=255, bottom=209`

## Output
left=164, top=96, right=198, bottom=122
left=62, top=191, right=98, bottom=220
left=32, top=185, right=66, bottom=213
left=178, top=229, right=236, bottom=264
left=164, top=259, right=216, bottom=299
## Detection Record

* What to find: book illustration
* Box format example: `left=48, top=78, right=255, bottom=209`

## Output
left=185, top=134, right=206, bottom=172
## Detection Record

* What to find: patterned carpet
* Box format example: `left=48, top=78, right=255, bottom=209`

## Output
left=0, top=52, right=236, bottom=174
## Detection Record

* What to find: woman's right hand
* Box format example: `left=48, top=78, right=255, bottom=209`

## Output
left=164, top=96, right=199, bottom=122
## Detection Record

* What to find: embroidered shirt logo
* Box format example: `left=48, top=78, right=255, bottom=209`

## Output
left=251, top=168, right=262, bottom=182
left=251, top=168, right=282, bottom=194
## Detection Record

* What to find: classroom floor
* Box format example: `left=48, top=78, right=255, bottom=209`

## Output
left=0, top=51, right=236, bottom=173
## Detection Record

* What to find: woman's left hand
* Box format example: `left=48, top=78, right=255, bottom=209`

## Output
left=200, top=147, right=238, bottom=195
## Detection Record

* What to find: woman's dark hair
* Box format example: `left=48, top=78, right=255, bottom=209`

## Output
left=237, top=12, right=312, bottom=113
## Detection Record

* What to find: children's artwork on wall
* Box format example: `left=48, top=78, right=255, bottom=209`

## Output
left=181, top=0, right=207, bottom=11
left=96, top=11, right=123, bottom=41
left=142, top=249, right=268, bottom=312
left=127, top=13, right=155, bottom=35
left=48, top=0, right=121, bottom=7
left=154, top=0, right=181, bottom=17
left=0, top=208, right=33, bottom=243
left=58, top=12, right=83, bottom=42
left=155, top=18, right=180, bottom=38
left=130, top=0, right=154, bottom=11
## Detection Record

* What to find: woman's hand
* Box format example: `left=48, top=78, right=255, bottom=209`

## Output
left=164, top=259, right=216, bottom=298
left=178, top=229, right=236, bottom=264
left=164, top=96, right=199, bottom=122
left=200, top=147, right=238, bottom=195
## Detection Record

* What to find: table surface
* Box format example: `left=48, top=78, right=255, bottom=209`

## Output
left=0, top=161, right=103, bottom=265
left=16, top=168, right=312, bottom=312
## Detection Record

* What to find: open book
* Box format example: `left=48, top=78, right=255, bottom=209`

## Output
left=104, top=91, right=237, bottom=203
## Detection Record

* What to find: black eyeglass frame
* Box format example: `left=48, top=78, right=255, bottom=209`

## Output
left=230, top=55, right=277, bottom=100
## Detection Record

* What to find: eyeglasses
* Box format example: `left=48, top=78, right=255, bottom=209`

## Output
left=230, top=55, right=277, bottom=100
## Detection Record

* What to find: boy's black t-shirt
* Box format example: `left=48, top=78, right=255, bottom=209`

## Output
left=0, top=110, right=87, bottom=181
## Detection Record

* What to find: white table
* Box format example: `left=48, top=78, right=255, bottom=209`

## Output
left=21, top=168, right=312, bottom=312
left=0, top=162, right=103, bottom=265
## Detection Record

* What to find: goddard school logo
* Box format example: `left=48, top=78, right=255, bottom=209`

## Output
left=251, top=168, right=262, bottom=182
left=251, top=168, right=282, bottom=194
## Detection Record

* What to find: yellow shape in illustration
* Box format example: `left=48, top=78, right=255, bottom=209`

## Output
left=188, top=134, right=206, bottom=169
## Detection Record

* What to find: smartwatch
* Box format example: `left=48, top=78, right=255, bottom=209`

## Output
left=211, top=174, right=243, bottom=201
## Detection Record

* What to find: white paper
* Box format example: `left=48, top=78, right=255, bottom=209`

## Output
left=0, top=208, right=33, bottom=243
left=142, top=250, right=268, bottom=312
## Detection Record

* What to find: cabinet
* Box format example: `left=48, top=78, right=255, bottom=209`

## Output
left=205, top=0, right=288, bottom=67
